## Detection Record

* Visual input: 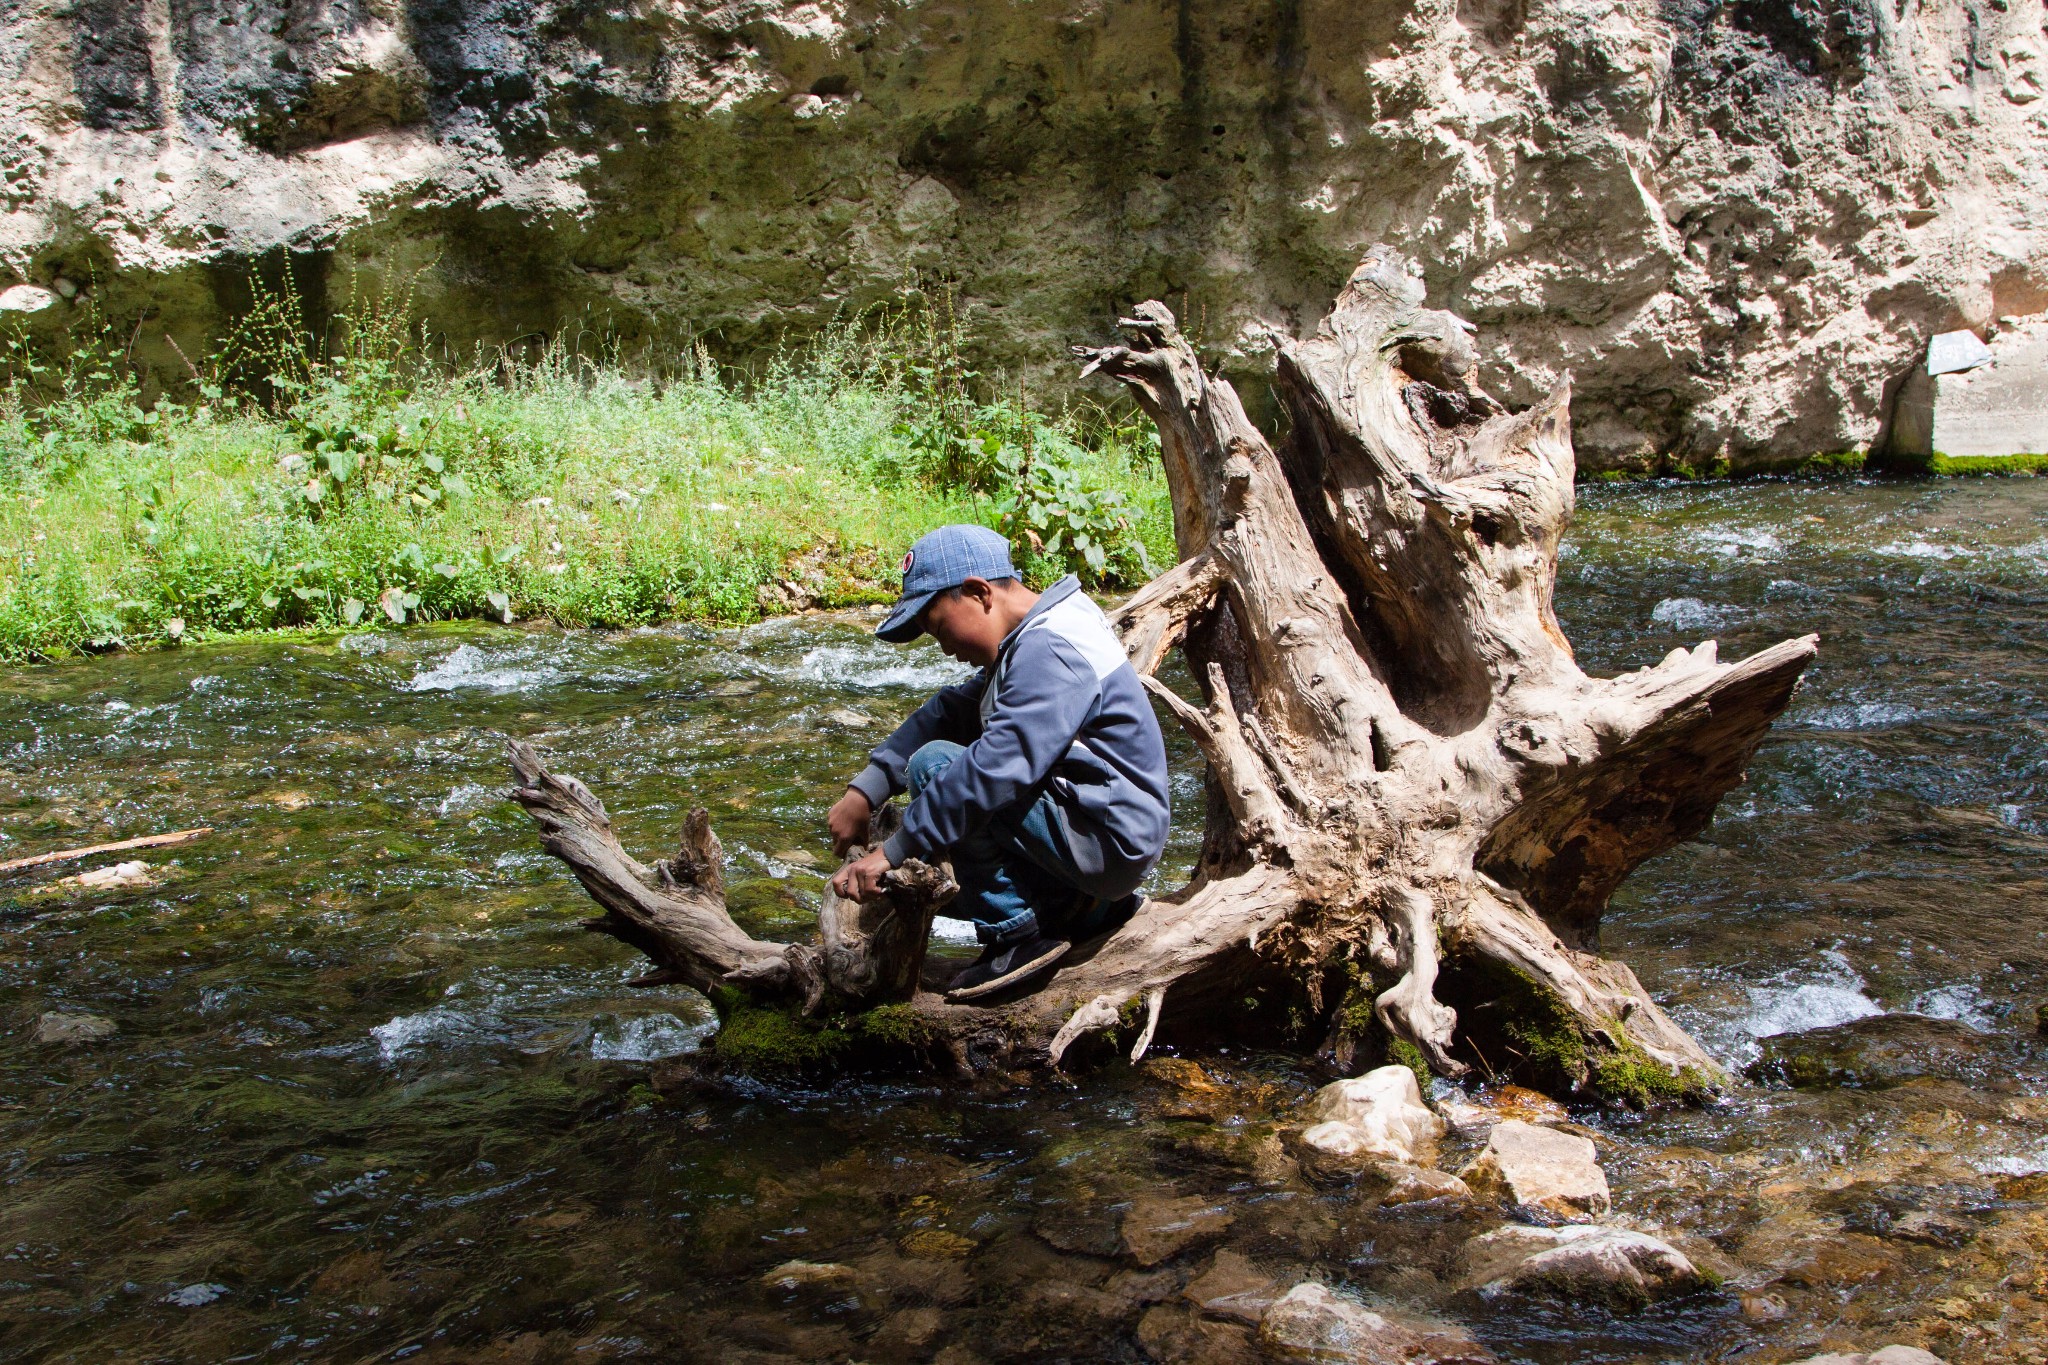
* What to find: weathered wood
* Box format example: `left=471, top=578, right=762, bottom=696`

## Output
left=0, top=827, right=211, bottom=876
left=507, top=244, right=1818, bottom=1104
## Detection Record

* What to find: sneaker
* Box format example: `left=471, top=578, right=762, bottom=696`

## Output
left=944, top=933, right=1071, bottom=1001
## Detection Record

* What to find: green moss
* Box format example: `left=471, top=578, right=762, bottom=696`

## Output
left=706, top=990, right=851, bottom=1074
left=1493, top=967, right=1588, bottom=1090
left=1926, top=451, right=2048, bottom=476
left=851, top=1002, right=937, bottom=1050
left=1588, top=1032, right=1717, bottom=1109
left=1386, top=1037, right=1432, bottom=1094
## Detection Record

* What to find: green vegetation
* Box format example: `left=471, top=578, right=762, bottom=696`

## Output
left=0, top=283, right=1171, bottom=662
left=1386, top=1037, right=1433, bottom=1095
left=703, top=988, right=950, bottom=1075
left=1923, top=451, right=2048, bottom=476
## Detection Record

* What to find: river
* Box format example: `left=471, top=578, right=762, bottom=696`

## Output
left=4, top=478, right=2047, bottom=1363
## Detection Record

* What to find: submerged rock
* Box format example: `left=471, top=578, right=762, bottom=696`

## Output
left=32, top=1011, right=117, bottom=1045
left=1748, top=1013, right=2044, bottom=1090
left=1183, top=1249, right=1279, bottom=1325
left=1458, top=1225, right=1709, bottom=1308
left=1456, top=1120, right=1609, bottom=1221
left=1295, top=1066, right=1446, bottom=1174
left=1368, top=1163, right=1474, bottom=1208
left=1121, top=1194, right=1234, bottom=1267
left=1258, top=1283, right=1496, bottom=1364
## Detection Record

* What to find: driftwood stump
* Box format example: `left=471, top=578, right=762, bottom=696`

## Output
left=507, top=245, right=1816, bottom=1103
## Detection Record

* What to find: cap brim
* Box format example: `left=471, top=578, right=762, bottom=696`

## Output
left=875, top=589, right=937, bottom=643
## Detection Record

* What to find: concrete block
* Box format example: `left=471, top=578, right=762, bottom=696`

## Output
left=1893, top=321, right=2048, bottom=460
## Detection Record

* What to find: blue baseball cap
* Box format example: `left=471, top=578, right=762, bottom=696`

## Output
left=876, top=524, right=1017, bottom=642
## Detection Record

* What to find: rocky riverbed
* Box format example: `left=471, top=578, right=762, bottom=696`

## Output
left=5, top=476, right=2048, bottom=1361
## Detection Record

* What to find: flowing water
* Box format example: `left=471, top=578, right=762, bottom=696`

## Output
left=5, top=479, right=2048, bottom=1364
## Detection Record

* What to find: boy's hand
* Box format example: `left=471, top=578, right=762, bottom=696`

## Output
left=830, top=848, right=892, bottom=902
left=827, top=787, right=874, bottom=856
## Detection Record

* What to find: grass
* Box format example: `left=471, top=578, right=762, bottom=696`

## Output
left=0, top=293, right=1174, bottom=662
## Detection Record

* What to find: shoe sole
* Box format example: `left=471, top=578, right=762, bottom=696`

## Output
left=944, top=940, right=1071, bottom=1002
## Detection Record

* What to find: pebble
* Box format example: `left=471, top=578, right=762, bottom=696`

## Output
left=1456, top=1119, right=1610, bottom=1220
left=32, top=1011, right=117, bottom=1045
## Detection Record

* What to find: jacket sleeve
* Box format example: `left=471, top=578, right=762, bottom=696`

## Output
left=882, top=631, right=1101, bottom=865
left=847, top=671, right=987, bottom=807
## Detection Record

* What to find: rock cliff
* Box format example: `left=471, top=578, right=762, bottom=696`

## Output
left=2, top=1, right=2044, bottom=471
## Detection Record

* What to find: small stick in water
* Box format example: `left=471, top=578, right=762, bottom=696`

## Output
left=0, top=827, right=213, bottom=877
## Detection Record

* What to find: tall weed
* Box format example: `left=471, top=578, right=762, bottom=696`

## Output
left=0, top=278, right=1171, bottom=661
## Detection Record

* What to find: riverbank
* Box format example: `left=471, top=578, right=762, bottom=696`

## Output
left=0, top=314, right=1172, bottom=663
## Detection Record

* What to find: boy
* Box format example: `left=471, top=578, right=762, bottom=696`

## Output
left=826, top=524, right=1171, bottom=999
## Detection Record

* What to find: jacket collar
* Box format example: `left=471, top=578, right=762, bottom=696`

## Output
left=990, top=574, right=1081, bottom=669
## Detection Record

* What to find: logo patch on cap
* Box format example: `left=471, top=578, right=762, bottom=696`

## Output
left=901, top=549, right=915, bottom=573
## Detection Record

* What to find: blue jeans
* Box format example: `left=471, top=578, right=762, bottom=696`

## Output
left=906, top=740, right=1086, bottom=947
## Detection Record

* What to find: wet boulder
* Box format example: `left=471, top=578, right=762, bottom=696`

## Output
left=1258, top=1282, right=1496, bottom=1364
left=1456, top=1120, right=1609, bottom=1221
left=1458, top=1225, right=1710, bottom=1308
left=1748, top=1013, right=2044, bottom=1091
left=1294, top=1066, right=1446, bottom=1175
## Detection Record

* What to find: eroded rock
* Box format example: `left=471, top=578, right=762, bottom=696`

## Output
left=1456, top=1120, right=1609, bottom=1221
left=1458, top=1225, right=1709, bottom=1308
left=1295, top=1065, right=1445, bottom=1174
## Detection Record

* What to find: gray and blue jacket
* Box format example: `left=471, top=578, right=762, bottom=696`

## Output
left=848, top=575, right=1171, bottom=900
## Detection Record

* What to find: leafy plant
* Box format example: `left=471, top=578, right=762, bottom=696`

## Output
left=992, top=431, right=1152, bottom=588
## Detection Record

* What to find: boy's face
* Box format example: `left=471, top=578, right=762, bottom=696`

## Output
left=920, top=578, right=1009, bottom=668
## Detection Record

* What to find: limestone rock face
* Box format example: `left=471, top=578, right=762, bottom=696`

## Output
left=3, top=1, right=2045, bottom=471
left=1297, top=1065, right=1446, bottom=1171
left=1458, top=1224, right=1708, bottom=1308
left=1456, top=1119, right=1609, bottom=1220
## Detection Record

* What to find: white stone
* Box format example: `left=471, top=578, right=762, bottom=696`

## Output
left=1257, top=1283, right=1423, bottom=1365
left=1784, top=1349, right=1946, bottom=1365
left=1459, top=1224, right=1707, bottom=1307
left=0, top=284, right=54, bottom=312
left=1297, top=1065, right=1445, bottom=1167
left=1891, top=319, right=2048, bottom=459
left=1456, top=1119, right=1609, bottom=1220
